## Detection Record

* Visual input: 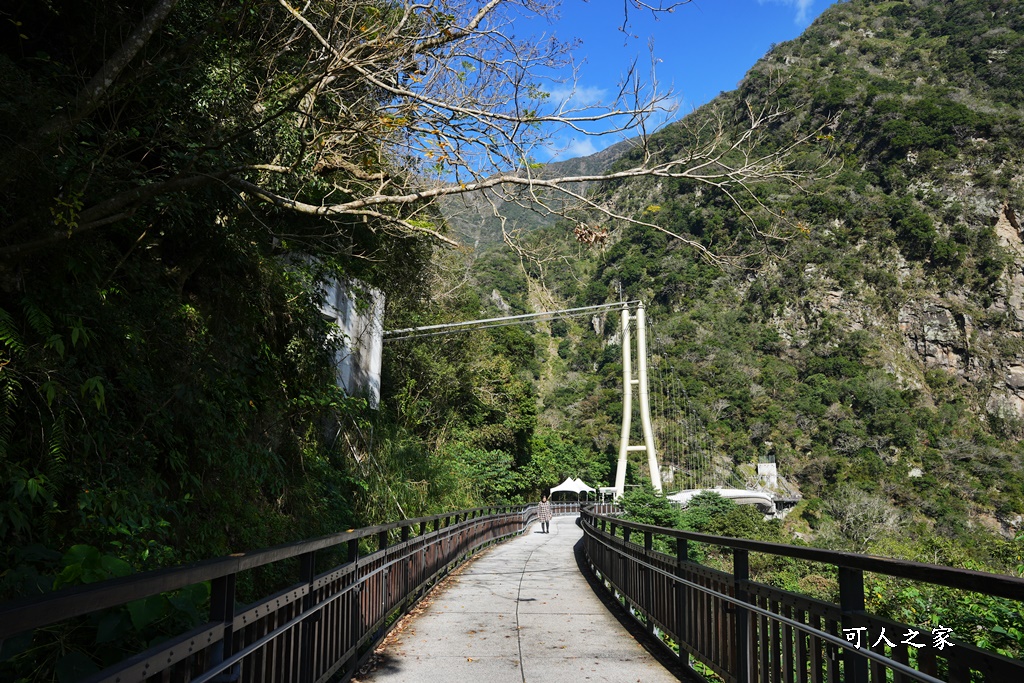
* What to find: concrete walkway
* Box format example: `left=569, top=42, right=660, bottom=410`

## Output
left=354, top=515, right=692, bottom=682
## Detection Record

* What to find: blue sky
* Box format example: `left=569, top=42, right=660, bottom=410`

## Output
left=527, top=0, right=838, bottom=160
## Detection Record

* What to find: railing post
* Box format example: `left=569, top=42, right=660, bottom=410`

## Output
left=621, top=527, right=632, bottom=607
left=839, top=567, right=869, bottom=683
left=209, top=572, right=237, bottom=681
left=734, top=548, right=750, bottom=683
left=675, top=537, right=689, bottom=652
left=643, top=531, right=655, bottom=635
left=378, top=529, right=389, bottom=552
left=401, top=524, right=412, bottom=605
left=347, top=538, right=362, bottom=674
left=299, top=550, right=317, bottom=683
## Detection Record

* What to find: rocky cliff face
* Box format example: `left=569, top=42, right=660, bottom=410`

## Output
left=775, top=200, right=1024, bottom=424
left=737, top=0, right=1024, bottom=431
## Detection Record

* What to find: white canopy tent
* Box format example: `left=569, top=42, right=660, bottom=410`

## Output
left=549, top=477, right=596, bottom=499
left=572, top=477, right=595, bottom=493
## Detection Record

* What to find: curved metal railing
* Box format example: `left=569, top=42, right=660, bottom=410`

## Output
left=579, top=506, right=1024, bottom=683
left=1, top=505, right=539, bottom=683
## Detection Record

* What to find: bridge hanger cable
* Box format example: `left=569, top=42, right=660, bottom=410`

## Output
left=644, top=310, right=717, bottom=493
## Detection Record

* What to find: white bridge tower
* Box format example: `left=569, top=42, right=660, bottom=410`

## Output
left=614, top=301, right=662, bottom=498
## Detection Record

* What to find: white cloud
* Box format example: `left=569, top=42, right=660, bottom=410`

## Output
left=543, top=136, right=601, bottom=162
left=760, top=0, right=815, bottom=24
left=563, top=137, right=601, bottom=158
left=794, top=0, right=815, bottom=23
left=546, top=84, right=608, bottom=108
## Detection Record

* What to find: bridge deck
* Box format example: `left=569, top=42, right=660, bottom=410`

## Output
left=353, top=515, right=692, bottom=682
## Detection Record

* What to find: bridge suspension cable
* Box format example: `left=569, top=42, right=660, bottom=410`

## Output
left=383, top=301, right=640, bottom=341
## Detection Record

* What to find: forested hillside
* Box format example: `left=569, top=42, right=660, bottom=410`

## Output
left=439, top=138, right=636, bottom=248
left=468, top=0, right=1024, bottom=570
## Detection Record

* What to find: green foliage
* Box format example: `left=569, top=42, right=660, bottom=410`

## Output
left=679, top=492, right=782, bottom=542
left=1, top=248, right=372, bottom=601
left=0, top=0, right=438, bottom=619
left=488, top=326, right=540, bottom=376
left=0, top=543, right=211, bottom=682
left=619, top=485, right=677, bottom=527
left=440, top=444, right=522, bottom=504
left=880, top=96, right=986, bottom=155
left=527, top=430, right=610, bottom=494
left=890, top=199, right=938, bottom=260
left=864, top=532, right=1024, bottom=658
left=472, top=252, right=530, bottom=313
left=54, top=544, right=132, bottom=589
left=617, top=488, right=782, bottom=559
left=678, top=491, right=736, bottom=533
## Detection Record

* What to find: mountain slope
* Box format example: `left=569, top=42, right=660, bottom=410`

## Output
left=440, top=139, right=635, bottom=249
left=470, top=0, right=1024, bottom=540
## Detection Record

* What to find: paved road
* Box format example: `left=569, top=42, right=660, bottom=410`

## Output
left=354, top=515, right=693, bottom=682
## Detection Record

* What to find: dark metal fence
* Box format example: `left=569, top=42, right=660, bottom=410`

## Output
left=0, top=505, right=548, bottom=683
left=580, top=506, right=1024, bottom=683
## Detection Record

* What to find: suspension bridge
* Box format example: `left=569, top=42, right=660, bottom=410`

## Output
left=386, top=300, right=799, bottom=512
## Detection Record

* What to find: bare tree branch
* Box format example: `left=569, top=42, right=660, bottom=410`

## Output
left=1, top=0, right=837, bottom=263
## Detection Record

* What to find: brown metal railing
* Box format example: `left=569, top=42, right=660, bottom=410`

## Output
left=580, top=506, right=1024, bottom=683
left=0, top=505, right=543, bottom=683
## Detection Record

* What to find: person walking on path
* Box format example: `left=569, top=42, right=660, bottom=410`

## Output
left=537, top=495, right=552, bottom=533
